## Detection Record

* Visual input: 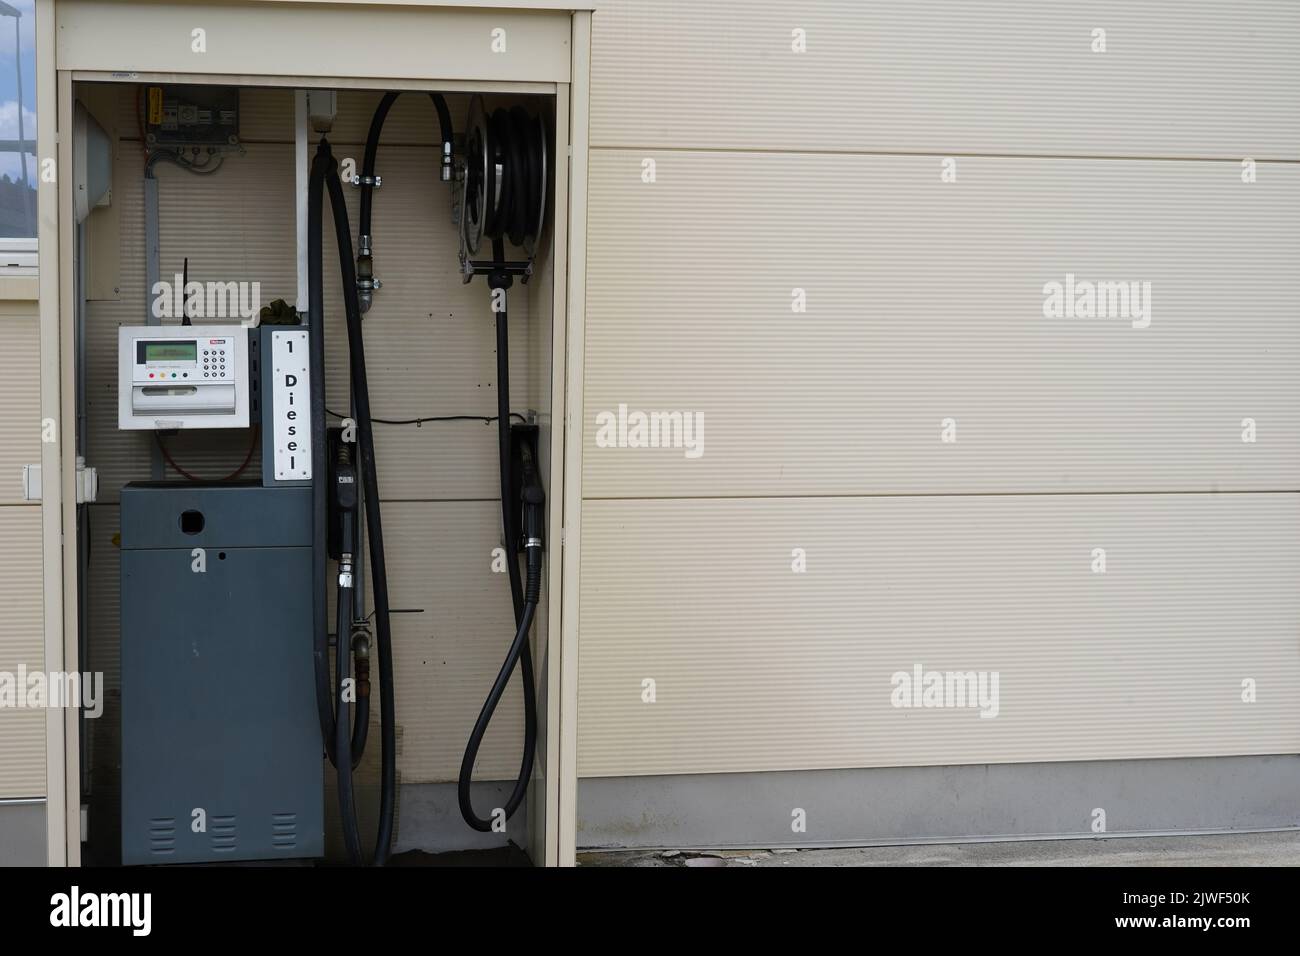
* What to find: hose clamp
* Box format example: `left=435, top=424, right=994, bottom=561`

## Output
left=350, top=174, right=382, bottom=188
left=525, top=537, right=543, bottom=550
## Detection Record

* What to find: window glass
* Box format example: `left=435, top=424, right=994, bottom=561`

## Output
left=0, top=1, right=36, bottom=242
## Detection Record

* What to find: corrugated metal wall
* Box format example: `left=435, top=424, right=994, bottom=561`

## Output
left=577, top=0, right=1300, bottom=783
left=78, top=87, right=549, bottom=843
left=0, top=299, right=45, bottom=796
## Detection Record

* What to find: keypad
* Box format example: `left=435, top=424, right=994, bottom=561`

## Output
left=201, top=344, right=230, bottom=380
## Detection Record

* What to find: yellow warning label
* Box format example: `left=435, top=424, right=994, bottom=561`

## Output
left=147, top=87, right=163, bottom=126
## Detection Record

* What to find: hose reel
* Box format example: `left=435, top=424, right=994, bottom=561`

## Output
left=460, top=94, right=547, bottom=278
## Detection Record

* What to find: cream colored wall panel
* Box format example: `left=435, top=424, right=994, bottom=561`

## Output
left=590, top=0, right=1300, bottom=159
left=0, top=311, right=41, bottom=505
left=377, top=501, right=527, bottom=781
left=0, top=506, right=46, bottom=798
left=583, top=151, right=1300, bottom=498
left=59, top=1, right=572, bottom=84
left=577, top=494, right=1300, bottom=778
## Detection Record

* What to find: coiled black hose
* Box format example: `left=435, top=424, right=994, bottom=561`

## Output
left=461, top=96, right=546, bottom=257
left=309, top=139, right=397, bottom=865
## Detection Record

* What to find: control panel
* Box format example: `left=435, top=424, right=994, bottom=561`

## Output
left=118, top=325, right=250, bottom=430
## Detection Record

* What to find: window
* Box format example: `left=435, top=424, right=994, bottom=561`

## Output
left=0, top=1, right=36, bottom=270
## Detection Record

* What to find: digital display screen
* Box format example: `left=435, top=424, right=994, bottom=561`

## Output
left=141, top=341, right=197, bottom=363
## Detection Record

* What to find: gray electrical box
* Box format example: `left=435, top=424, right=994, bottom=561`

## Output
left=144, top=84, right=240, bottom=147
left=119, top=482, right=322, bottom=864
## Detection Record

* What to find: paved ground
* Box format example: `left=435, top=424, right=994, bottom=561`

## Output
left=578, top=830, right=1300, bottom=867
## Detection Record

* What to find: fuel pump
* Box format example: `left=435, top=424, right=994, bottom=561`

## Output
left=113, top=84, right=552, bottom=867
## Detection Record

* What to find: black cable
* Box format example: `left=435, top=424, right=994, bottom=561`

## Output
left=145, top=149, right=227, bottom=177
left=325, top=407, right=527, bottom=427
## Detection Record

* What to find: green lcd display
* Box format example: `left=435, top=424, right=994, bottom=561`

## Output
left=142, top=342, right=197, bottom=363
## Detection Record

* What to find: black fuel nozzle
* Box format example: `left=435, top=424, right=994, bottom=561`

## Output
left=509, top=422, right=545, bottom=601
left=518, top=437, right=545, bottom=603
left=332, top=438, right=358, bottom=514
left=326, top=427, right=358, bottom=560
left=520, top=445, right=543, bottom=540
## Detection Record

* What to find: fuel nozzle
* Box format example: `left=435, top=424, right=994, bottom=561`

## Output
left=518, top=438, right=545, bottom=602
left=331, top=434, right=358, bottom=514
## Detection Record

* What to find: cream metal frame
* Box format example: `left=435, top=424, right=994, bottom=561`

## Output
left=38, top=0, right=591, bottom=867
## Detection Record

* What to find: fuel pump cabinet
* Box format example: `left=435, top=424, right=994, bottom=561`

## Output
left=119, top=482, right=323, bottom=864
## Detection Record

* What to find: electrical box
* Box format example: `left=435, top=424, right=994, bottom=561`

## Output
left=118, top=325, right=251, bottom=430
left=144, top=84, right=240, bottom=147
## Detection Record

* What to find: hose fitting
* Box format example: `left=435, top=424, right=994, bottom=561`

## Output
left=356, top=248, right=377, bottom=314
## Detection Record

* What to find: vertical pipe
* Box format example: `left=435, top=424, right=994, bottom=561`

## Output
left=75, top=222, right=90, bottom=805
left=143, top=173, right=163, bottom=478
left=294, top=91, right=309, bottom=314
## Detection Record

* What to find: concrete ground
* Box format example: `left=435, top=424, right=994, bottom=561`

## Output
left=578, top=830, right=1300, bottom=867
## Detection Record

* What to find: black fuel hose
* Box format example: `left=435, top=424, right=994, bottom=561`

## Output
left=334, top=509, right=361, bottom=863
left=457, top=282, right=542, bottom=832
left=309, top=138, right=397, bottom=865
left=359, top=91, right=452, bottom=236
left=356, top=92, right=453, bottom=312
left=309, top=134, right=334, bottom=766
